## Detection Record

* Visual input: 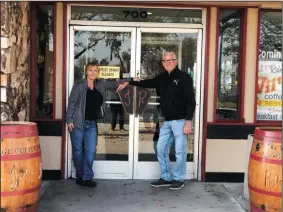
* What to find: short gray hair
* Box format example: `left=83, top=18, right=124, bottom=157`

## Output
left=162, top=51, right=177, bottom=59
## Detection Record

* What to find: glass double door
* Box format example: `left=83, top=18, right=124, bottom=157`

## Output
left=68, top=25, right=202, bottom=180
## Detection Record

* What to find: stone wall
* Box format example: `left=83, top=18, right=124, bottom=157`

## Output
left=1, top=2, right=30, bottom=121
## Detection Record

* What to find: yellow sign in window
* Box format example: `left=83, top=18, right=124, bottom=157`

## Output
left=98, top=66, right=120, bottom=79
left=257, top=100, right=282, bottom=107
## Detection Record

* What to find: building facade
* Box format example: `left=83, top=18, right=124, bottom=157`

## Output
left=1, top=1, right=282, bottom=182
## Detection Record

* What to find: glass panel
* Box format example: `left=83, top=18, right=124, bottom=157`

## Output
left=216, top=10, right=242, bottom=121
left=257, top=11, right=282, bottom=121
left=36, top=5, right=54, bottom=118
left=74, top=30, right=132, bottom=161
left=71, top=6, right=202, bottom=24
left=138, top=32, right=197, bottom=162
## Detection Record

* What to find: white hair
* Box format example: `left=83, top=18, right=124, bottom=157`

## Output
left=162, top=51, right=177, bottom=59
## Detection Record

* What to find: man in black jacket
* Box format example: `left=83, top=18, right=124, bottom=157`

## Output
left=117, top=52, right=196, bottom=190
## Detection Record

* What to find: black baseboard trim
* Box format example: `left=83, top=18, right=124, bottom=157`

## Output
left=35, top=120, right=62, bottom=136
left=138, top=153, right=194, bottom=162
left=94, top=153, right=194, bottom=162
left=95, top=154, right=128, bottom=161
left=207, top=125, right=256, bottom=139
left=42, top=170, right=61, bottom=180
left=205, top=172, right=244, bottom=182
left=42, top=171, right=245, bottom=182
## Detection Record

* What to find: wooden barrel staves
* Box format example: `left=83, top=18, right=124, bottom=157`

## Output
left=1, top=122, right=42, bottom=212
left=248, top=127, right=282, bottom=212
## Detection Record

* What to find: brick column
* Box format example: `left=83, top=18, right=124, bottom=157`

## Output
left=1, top=2, right=30, bottom=121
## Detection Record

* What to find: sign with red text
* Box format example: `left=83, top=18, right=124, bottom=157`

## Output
left=257, top=61, right=282, bottom=121
left=118, top=85, right=150, bottom=115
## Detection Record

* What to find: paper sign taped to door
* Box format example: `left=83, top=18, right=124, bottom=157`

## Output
left=98, top=66, right=120, bottom=79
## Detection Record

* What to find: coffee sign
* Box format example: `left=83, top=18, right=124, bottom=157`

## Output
left=257, top=61, right=282, bottom=121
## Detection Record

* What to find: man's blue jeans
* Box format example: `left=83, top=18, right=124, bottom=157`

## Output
left=157, top=120, right=187, bottom=182
left=70, top=120, right=97, bottom=181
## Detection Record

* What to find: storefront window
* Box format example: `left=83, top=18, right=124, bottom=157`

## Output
left=35, top=5, right=54, bottom=118
left=216, top=10, right=243, bottom=121
left=71, top=6, right=202, bottom=24
left=257, top=11, right=282, bottom=121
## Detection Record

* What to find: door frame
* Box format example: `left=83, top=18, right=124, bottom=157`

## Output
left=67, top=25, right=137, bottom=179
left=133, top=27, right=203, bottom=180
left=66, top=23, right=206, bottom=180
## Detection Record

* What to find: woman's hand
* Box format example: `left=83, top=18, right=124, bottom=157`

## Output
left=68, top=123, right=74, bottom=132
left=116, top=82, right=129, bottom=93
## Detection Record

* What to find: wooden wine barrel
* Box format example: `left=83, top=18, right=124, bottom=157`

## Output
left=248, top=127, right=282, bottom=212
left=1, top=122, right=42, bottom=212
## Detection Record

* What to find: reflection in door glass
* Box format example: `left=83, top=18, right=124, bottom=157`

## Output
left=74, top=30, right=132, bottom=161
left=138, top=32, right=197, bottom=162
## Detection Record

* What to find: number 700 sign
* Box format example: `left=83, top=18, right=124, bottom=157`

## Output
left=123, top=10, right=148, bottom=19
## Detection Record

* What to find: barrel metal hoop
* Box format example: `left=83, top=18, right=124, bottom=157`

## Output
left=249, top=154, right=282, bottom=165
left=253, top=135, right=282, bottom=143
left=248, top=184, right=282, bottom=197
left=1, top=185, right=41, bottom=197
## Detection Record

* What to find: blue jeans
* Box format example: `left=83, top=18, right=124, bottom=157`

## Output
left=157, top=120, right=187, bottom=182
left=70, top=120, right=97, bottom=181
left=153, top=136, right=175, bottom=155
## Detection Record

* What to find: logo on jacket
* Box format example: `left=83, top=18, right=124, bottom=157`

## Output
left=173, top=79, right=179, bottom=85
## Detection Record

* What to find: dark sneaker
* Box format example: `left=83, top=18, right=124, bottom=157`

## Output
left=151, top=178, right=172, bottom=188
left=76, top=177, right=83, bottom=185
left=82, top=180, right=97, bottom=188
left=169, top=180, right=184, bottom=190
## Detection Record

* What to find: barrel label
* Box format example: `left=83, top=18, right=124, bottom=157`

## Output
left=1, top=145, right=40, bottom=156
left=249, top=163, right=282, bottom=192
left=10, top=164, right=31, bottom=190
left=1, top=160, right=42, bottom=193
left=251, top=139, right=282, bottom=160
left=264, top=169, right=282, bottom=188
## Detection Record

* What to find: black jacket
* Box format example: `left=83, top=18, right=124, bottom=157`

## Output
left=129, top=67, right=196, bottom=121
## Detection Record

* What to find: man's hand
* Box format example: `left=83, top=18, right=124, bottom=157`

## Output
left=183, top=121, right=192, bottom=134
left=68, top=123, right=74, bottom=132
left=116, top=82, right=129, bottom=93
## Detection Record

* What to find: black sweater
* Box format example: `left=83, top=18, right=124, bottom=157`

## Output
left=129, top=68, right=196, bottom=121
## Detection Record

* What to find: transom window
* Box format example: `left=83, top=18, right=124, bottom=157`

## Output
left=71, top=6, right=202, bottom=24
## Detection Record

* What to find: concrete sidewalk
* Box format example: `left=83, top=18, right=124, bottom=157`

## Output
left=38, top=180, right=249, bottom=212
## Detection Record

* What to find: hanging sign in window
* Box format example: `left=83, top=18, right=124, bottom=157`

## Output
left=257, top=61, right=282, bottom=121
left=98, top=66, right=120, bottom=79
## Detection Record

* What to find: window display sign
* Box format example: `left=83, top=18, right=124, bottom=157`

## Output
left=257, top=61, right=282, bottom=121
left=257, top=11, right=282, bottom=122
left=98, top=66, right=120, bottom=79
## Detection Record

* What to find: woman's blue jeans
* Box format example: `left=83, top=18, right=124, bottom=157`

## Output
left=70, top=120, right=97, bottom=181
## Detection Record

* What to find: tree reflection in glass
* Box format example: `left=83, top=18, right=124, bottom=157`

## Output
left=216, top=10, right=242, bottom=121
left=73, top=30, right=132, bottom=161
